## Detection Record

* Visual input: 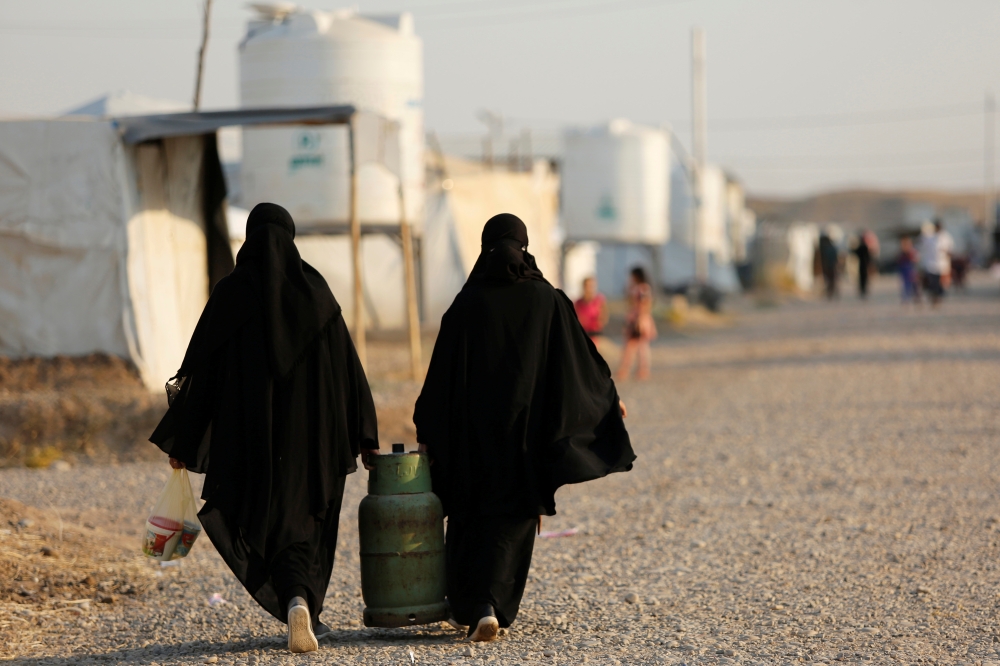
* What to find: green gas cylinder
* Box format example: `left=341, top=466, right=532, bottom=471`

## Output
left=358, top=443, right=449, bottom=628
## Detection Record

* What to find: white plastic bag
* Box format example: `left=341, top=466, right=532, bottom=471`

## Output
left=142, top=468, right=202, bottom=561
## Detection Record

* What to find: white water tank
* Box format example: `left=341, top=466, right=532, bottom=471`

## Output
left=697, top=165, right=730, bottom=265
left=561, top=119, right=670, bottom=244
left=239, top=6, right=424, bottom=227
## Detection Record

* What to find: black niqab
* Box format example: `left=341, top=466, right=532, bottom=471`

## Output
left=175, top=202, right=340, bottom=380
left=150, top=203, right=377, bottom=626
left=468, top=213, right=547, bottom=284
left=413, top=213, right=634, bottom=519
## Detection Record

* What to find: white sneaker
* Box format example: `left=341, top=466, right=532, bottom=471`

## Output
left=466, top=605, right=500, bottom=643
left=287, top=597, right=318, bottom=653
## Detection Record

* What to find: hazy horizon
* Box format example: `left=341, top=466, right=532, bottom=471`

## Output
left=1, top=0, right=997, bottom=197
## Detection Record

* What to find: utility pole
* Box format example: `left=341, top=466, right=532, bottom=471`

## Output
left=193, top=0, right=213, bottom=110
left=478, top=109, right=503, bottom=170
left=691, top=27, right=709, bottom=284
left=986, top=92, right=996, bottom=230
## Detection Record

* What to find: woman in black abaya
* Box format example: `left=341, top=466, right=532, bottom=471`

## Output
left=413, top=213, right=635, bottom=641
left=149, top=203, right=378, bottom=653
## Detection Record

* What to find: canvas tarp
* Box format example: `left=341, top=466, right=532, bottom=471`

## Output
left=0, top=118, right=216, bottom=390
left=415, top=157, right=562, bottom=324
left=0, top=120, right=133, bottom=359
left=439, top=156, right=561, bottom=281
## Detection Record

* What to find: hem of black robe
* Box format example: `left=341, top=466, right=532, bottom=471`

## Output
left=445, top=514, right=537, bottom=628
left=198, top=502, right=285, bottom=623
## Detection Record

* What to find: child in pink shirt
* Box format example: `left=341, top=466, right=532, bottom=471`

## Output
left=574, top=277, right=608, bottom=338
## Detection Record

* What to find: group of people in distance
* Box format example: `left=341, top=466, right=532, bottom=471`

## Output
left=898, top=220, right=956, bottom=306
left=151, top=205, right=635, bottom=653
left=817, top=220, right=956, bottom=307
left=573, top=267, right=658, bottom=381
left=817, top=228, right=881, bottom=300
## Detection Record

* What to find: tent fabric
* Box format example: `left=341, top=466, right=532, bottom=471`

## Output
left=0, top=234, right=131, bottom=358
left=115, top=105, right=357, bottom=144
left=64, top=90, right=190, bottom=119
left=0, top=120, right=127, bottom=250
left=0, top=118, right=231, bottom=390
left=1, top=108, right=411, bottom=389
left=0, top=120, right=131, bottom=358
left=438, top=157, right=561, bottom=284
left=125, top=135, right=229, bottom=387
left=421, top=190, right=467, bottom=323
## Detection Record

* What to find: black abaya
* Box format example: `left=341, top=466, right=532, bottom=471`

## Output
left=445, top=515, right=537, bottom=628
left=150, top=203, right=378, bottom=627
left=855, top=240, right=871, bottom=297
left=413, top=213, right=634, bottom=626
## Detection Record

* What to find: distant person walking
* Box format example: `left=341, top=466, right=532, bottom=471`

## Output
left=616, top=266, right=657, bottom=381
left=818, top=232, right=839, bottom=299
left=918, top=220, right=954, bottom=307
left=574, top=276, right=608, bottom=339
left=854, top=232, right=872, bottom=298
left=149, top=203, right=379, bottom=654
left=897, top=236, right=919, bottom=304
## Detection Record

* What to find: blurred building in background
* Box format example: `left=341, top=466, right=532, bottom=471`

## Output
left=558, top=119, right=755, bottom=299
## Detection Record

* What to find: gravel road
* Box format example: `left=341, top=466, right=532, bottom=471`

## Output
left=2, top=275, right=1000, bottom=665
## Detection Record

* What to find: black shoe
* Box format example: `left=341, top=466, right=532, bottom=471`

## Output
left=313, top=621, right=333, bottom=640
left=466, top=604, right=499, bottom=642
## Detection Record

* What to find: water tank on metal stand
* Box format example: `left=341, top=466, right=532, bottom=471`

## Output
left=239, top=5, right=424, bottom=227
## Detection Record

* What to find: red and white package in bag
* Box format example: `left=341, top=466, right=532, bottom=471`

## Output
left=142, top=468, right=202, bottom=561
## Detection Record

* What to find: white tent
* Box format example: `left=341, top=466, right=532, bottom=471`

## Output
left=0, top=105, right=408, bottom=389
left=63, top=90, right=190, bottom=118
left=420, top=156, right=561, bottom=321
left=0, top=119, right=229, bottom=390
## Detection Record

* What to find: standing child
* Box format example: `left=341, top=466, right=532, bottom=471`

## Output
left=616, top=266, right=657, bottom=381
left=574, top=276, right=608, bottom=339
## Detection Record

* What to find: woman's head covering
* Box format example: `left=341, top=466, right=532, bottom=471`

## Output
left=469, top=213, right=547, bottom=284
left=481, top=213, right=529, bottom=248
left=246, top=202, right=296, bottom=239
left=175, top=202, right=340, bottom=380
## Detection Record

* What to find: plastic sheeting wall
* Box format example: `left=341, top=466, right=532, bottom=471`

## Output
left=0, top=121, right=132, bottom=358
left=125, top=137, right=209, bottom=387
left=0, top=118, right=213, bottom=391
left=421, top=190, right=467, bottom=323
left=441, top=158, right=561, bottom=283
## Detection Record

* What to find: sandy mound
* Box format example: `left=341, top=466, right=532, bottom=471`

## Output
left=0, top=497, right=154, bottom=604
left=0, top=354, right=166, bottom=467
left=0, top=349, right=421, bottom=468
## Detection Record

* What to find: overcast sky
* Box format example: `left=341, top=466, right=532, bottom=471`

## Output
left=1, top=0, right=998, bottom=196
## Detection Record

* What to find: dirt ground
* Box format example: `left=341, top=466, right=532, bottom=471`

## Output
left=0, top=337, right=435, bottom=468
left=1, top=274, right=999, bottom=665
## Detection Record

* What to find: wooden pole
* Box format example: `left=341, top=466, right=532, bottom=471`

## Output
left=349, top=116, right=366, bottom=366
left=193, top=0, right=212, bottom=110
left=399, top=185, right=422, bottom=381
left=691, top=26, right=708, bottom=284
left=986, top=92, right=996, bottom=230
